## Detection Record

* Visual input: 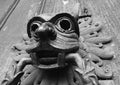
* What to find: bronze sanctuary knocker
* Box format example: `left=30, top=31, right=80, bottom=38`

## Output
left=1, top=2, right=116, bottom=85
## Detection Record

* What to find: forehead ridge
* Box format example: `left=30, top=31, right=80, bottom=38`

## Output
left=36, top=12, right=75, bottom=21
left=37, top=13, right=56, bottom=21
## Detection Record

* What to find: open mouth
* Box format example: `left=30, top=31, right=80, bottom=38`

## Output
left=30, top=42, right=79, bottom=69
left=33, top=50, right=66, bottom=69
left=37, top=51, right=58, bottom=65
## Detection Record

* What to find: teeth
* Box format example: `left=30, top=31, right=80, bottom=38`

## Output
left=38, top=64, right=59, bottom=69
left=57, top=52, right=65, bottom=67
left=36, top=51, right=67, bottom=68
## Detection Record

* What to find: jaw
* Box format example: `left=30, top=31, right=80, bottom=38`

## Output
left=32, top=49, right=67, bottom=69
left=30, top=40, right=79, bottom=69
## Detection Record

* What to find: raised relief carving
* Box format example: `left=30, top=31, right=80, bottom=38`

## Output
left=1, top=2, right=116, bottom=85
left=77, top=8, right=115, bottom=85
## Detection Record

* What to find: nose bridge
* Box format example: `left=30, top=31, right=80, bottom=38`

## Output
left=36, top=22, right=56, bottom=41
left=37, top=22, right=47, bottom=32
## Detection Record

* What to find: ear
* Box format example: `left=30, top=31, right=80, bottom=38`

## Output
left=71, top=3, right=80, bottom=18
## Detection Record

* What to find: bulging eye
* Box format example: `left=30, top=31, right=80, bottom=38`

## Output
left=57, top=18, right=73, bottom=32
left=30, top=22, right=41, bottom=32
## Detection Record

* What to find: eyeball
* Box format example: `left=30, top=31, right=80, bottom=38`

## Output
left=59, top=19, right=71, bottom=30
left=27, top=16, right=46, bottom=38
left=57, top=18, right=74, bottom=33
left=30, top=22, right=41, bottom=32
left=30, top=21, right=42, bottom=39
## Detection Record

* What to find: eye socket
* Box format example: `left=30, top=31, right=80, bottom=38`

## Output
left=59, top=19, right=71, bottom=30
left=30, top=22, right=41, bottom=32
left=57, top=18, right=73, bottom=32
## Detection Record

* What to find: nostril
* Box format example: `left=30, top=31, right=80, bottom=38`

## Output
left=35, top=26, right=56, bottom=41
left=48, top=27, right=57, bottom=40
left=35, top=30, right=48, bottom=41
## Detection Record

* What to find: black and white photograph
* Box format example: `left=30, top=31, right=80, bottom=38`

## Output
left=0, top=0, right=119, bottom=85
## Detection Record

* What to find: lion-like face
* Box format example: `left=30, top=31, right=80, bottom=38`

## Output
left=27, top=13, right=80, bottom=69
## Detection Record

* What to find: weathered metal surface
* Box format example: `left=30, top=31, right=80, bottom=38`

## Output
left=0, top=0, right=41, bottom=82
left=0, top=0, right=120, bottom=85
left=0, top=0, right=20, bottom=30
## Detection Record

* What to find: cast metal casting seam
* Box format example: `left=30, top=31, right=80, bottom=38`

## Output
left=0, top=0, right=20, bottom=30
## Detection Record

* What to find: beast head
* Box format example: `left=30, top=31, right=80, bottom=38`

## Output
left=27, top=4, right=80, bottom=69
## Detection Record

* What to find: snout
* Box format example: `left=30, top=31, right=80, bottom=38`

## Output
left=31, top=22, right=57, bottom=41
left=27, top=14, right=80, bottom=69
